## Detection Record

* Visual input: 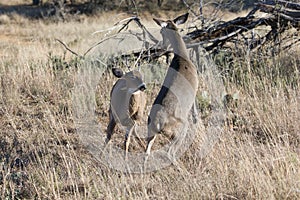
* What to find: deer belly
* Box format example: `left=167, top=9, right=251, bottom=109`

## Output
left=168, top=80, right=196, bottom=116
left=110, top=94, right=133, bottom=126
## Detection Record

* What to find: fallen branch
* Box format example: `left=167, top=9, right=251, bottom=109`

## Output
left=57, top=0, right=300, bottom=65
left=119, top=0, right=300, bottom=61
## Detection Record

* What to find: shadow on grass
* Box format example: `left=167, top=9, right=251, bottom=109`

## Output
left=0, top=2, right=92, bottom=19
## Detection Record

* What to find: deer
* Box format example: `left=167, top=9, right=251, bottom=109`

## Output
left=105, top=67, right=146, bottom=158
left=145, top=13, right=199, bottom=160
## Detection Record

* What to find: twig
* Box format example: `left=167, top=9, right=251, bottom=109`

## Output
left=55, top=38, right=82, bottom=57
left=117, top=16, right=137, bottom=33
left=181, top=0, right=198, bottom=17
left=83, top=34, right=121, bottom=57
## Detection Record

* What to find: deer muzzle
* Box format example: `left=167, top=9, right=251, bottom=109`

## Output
left=138, top=83, right=146, bottom=91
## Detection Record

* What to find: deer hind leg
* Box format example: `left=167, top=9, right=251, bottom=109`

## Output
left=145, top=134, right=157, bottom=156
left=144, top=134, right=157, bottom=169
left=168, top=121, right=188, bottom=160
left=133, top=124, right=146, bottom=149
left=105, top=112, right=116, bottom=144
left=124, top=124, right=135, bottom=158
left=191, top=100, right=198, bottom=124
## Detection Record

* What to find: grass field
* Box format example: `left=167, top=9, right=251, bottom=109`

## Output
left=0, top=2, right=300, bottom=199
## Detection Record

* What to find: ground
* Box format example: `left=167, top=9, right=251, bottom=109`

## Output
left=0, top=1, right=299, bottom=199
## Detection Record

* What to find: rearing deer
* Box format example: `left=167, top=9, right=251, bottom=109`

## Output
left=146, top=13, right=199, bottom=158
left=106, top=67, right=146, bottom=157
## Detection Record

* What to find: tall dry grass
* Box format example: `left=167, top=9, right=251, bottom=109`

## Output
left=0, top=11, right=299, bottom=199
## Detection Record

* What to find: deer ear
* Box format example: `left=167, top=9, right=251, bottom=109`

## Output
left=112, top=68, right=124, bottom=78
left=173, top=13, right=189, bottom=25
left=153, top=18, right=167, bottom=27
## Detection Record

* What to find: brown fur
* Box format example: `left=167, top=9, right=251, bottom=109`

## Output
left=146, top=13, right=199, bottom=157
left=106, top=68, right=146, bottom=157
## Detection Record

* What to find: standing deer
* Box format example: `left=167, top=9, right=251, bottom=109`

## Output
left=106, top=67, right=146, bottom=158
left=146, top=13, right=199, bottom=158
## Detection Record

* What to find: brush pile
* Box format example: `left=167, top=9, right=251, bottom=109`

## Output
left=114, top=0, right=300, bottom=63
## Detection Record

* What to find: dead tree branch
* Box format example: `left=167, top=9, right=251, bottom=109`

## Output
left=114, top=0, right=300, bottom=62
left=58, top=0, right=300, bottom=65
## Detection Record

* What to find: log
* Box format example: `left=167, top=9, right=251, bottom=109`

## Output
left=262, top=0, right=300, bottom=11
left=257, top=2, right=300, bottom=24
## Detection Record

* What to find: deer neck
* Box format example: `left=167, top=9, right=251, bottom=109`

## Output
left=168, top=31, right=189, bottom=60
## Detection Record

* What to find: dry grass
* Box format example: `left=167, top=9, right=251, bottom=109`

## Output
left=0, top=10, right=299, bottom=200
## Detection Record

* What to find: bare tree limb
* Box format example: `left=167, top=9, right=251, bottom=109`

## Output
left=62, top=0, right=300, bottom=65
left=55, top=38, right=82, bottom=57
left=262, top=0, right=300, bottom=11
